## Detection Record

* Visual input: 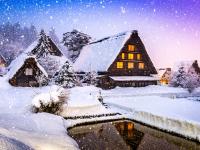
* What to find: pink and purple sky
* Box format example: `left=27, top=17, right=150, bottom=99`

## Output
left=0, top=0, right=200, bottom=68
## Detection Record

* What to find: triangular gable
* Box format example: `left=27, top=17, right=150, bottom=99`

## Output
left=107, top=31, right=157, bottom=75
left=8, top=56, right=48, bottom=80
left=74, top=30, right=157, bottom=75
left=31, top=31, right=63, bottom=57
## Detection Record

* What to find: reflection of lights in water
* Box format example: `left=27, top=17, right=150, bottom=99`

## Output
left=68, top=121, right=200, bottom=150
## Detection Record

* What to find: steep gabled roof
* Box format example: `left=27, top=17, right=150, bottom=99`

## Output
left=31, top=30, right=63, bottom=57
left=173, top=60, right=200, bottom=73
left=74, top=31, right=135, bottom=72
left=7, top=32, right=67, bottom=78
left=7, top=55, right=48, bottom=79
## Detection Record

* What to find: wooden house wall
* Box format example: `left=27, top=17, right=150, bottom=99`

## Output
left=107, top=33, right=157, bottom=76
left=9, top=58, right=47, bottom=87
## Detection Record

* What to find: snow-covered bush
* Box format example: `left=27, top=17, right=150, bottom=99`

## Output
left=62, top=29, right=92, bottom=62
left=32, top=87, right=68, bottom=114
left=170, top=61, right=200, bottom=92
left=82, top=71, right=98, bottom=86
left=54, top=61, right=77, bottom=88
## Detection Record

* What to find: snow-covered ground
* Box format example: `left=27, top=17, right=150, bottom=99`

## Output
left=1, top=76, right=200, bottom=149
left=102, top=86, right=200, bottom=141
left=0, top=77, right=79, bottom=150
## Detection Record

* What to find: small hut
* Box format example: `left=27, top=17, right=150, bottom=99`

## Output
left=158, top=68, right=171, bottom=85
left=8, top=56, right=48, bottom=87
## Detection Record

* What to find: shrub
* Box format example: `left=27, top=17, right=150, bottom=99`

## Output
left=32, top=87, right=68, bottom=114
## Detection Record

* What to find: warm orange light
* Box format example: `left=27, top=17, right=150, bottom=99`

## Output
left=128, top=53, right=134, bottom=59
left=137, top=54, right=141, bottom=60
left=139, top=63, right=145, bottom=69
left=128, top=45, right=135, bottom=51
left=117, top=62, right=123, bottom=68
left=121, top=53, right=125, bottom=59
left=128, top=62, right=134, bottom=69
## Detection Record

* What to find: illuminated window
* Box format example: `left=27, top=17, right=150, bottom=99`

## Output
left=121, top=53, right=125, bottom=59
left=117, top=62, right=123, bottom=68
left=128, top=45, right=135, bottom=51
left=137, top=54, right=141, bottom=60
left=128, top=53, right=134, bottom=60
left=139, top=63, right=145, bottom=69
left=128, top=123, right=134, bottom=130
left=128, top=62, right=134, bottom=69
left=25, top=68, right=33, bottom=76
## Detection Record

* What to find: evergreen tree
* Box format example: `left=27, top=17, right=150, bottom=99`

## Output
left=170, top=61, right=200, bottom=92
left=82, top=71, right=98, bottom=85
left=62, top=29, right=92, bottom=62
left=54, top=61, right=77, bottom=88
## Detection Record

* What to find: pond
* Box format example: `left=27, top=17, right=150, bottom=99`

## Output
left=68, top=120, right=200, bottom=150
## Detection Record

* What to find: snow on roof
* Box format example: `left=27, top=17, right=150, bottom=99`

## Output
left=173, top=60, right=195, bottom=72
left=7, top=35, right=67, bottom=78
left=7, top=55, right=48, bottom=79
left=157, top=69, right=167, bottom=78
left=110, top=76, right=159, bottom=81
left=74, top=31, right=136, bottom=72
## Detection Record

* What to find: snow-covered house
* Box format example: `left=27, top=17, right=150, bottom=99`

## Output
left=8, top=30, right=66, bottom=87
left=9, top=56, right=48, bottom=87
left=74, top=30, right=158, bottom=89
left=157, top=68, right=171, bottom=85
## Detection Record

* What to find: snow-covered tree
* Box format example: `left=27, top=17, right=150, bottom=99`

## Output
left=62, top=29, right=92, bottom=62
left=170, top=61, right=200, bottom=92
left=170, top=66, right=187, bottom=87
left=35, top=72, right=48, bottom=87
left=38, top=54, right=61, bottom=77
left=54, top=61, right=77, bottom=88
left=82, top=71, right=98, bottom=86
left=0, top=22, right=37, bottom=64
left=182, top=67, right=200, bottom=92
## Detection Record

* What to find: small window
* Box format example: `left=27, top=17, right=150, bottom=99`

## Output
left=117, top=62, right=123, bottom=69
left=128, top=62, right=134, bottom=69
left=128, top=45, right=135, bottom=51
left=138, top=63, right=145, bottom=69
left=25, top=68, right=33, bottom=76
left=121, top=53, right=125, bottom=59
left=137, top=54, right=141, bottom=60
left=128, top=53, right=134, bottom=60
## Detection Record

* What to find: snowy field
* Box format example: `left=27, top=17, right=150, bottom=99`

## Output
left=1, top=76, right=200, bottom=149
left=0, top=77, right=79, bottom=150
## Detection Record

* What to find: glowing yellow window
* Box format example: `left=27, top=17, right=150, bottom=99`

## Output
left=128, top=123, right=134, bottom=130
left=117, top=62, right=123, bottom=68
left=128, top=53, right=134, bottom=60
left=137, top=54, right=141, bottom=60
left=128, top=45, right=135, bottom=51
left=121, top=53, right=125, bottom=59
left=128, top=62, right=134, bottom=69
left=139, top=63, right=145, bottom=69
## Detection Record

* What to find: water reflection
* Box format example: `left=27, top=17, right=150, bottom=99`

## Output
left=68, top=120, right=200, bottom=150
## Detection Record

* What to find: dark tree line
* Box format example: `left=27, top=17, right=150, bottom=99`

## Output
left=0, top=22, right=37, bottom=64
